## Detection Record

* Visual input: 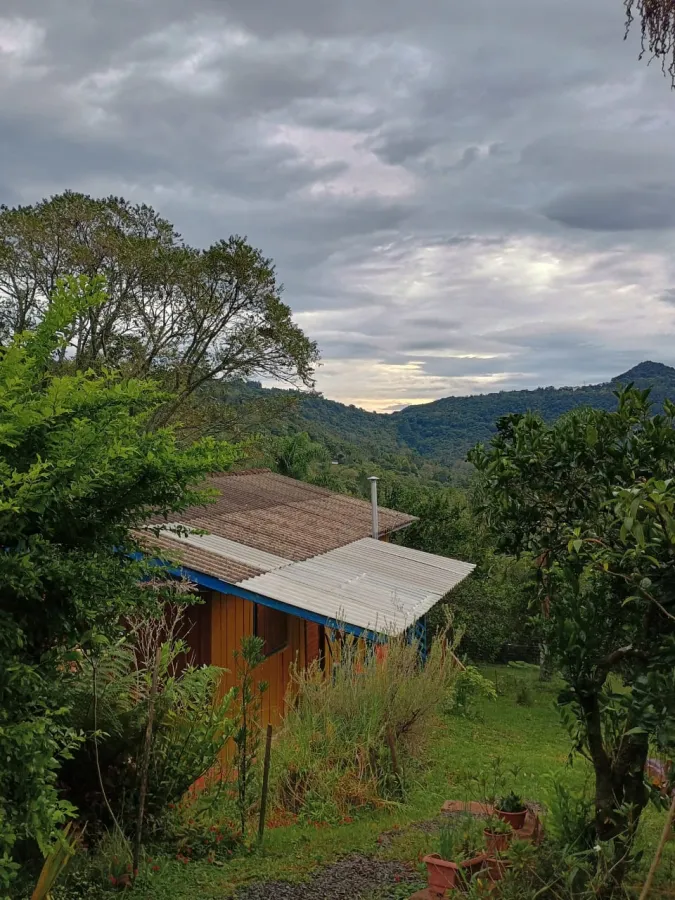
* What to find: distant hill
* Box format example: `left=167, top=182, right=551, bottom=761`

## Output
left=220, top=361, right=675, bottom=470
left=390, top=361, right=675, bottom=464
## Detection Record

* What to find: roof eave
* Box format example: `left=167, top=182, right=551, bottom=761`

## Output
left=380, top=517, right=418, bottom=538
left=136, top=553, right=386, bottom=642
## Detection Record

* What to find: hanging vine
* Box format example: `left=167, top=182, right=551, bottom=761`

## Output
left=625, top=0, right=675, bottom=86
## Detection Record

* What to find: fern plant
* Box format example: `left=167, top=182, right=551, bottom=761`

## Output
left=62, top=628, right=235, bottom=834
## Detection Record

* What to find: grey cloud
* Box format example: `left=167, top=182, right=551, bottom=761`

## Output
left=543, top=186, right=675, bottom=231
left=457, top=147, right=480, bottom=169
left=368, top=134, right=436, bottom=166
left=2, top=0, right=675, bottom=408
left=400, top=318, right=462, bottom=332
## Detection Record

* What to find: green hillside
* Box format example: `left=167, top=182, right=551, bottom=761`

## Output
left=391, top=360, right=675, bottom=463
left=220, top=361, right=675, bottom=471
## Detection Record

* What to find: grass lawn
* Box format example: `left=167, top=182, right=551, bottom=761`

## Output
left=109, top=665, right=675, bottom=899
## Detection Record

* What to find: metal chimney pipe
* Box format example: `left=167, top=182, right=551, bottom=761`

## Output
left=368, top=476, right=379, bottom=539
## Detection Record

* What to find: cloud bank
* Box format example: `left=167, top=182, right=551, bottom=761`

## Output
left=2, top=0, right=675, bottom=409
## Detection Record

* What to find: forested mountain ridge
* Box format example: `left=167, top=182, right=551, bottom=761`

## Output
left=391, top=361, right=675, bottom=463
left=228, top=361, right=675, bottom=469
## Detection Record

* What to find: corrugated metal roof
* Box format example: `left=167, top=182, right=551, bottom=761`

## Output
left=238, top=537, right=475, bottom=635
left=148, top=525, right=291, bottom=572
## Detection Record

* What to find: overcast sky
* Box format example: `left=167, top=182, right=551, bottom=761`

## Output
left=2, top=1, right=675, bottom=410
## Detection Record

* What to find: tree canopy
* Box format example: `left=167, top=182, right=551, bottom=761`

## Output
left=0, top=192, right=318, bottom=430
left=469, top=388, right=675, bottom=891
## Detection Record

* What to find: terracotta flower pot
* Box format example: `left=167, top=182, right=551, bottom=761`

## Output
left=483, top=828, right=512, bottom=855
left=423, top=853, right=486, bottom=896
left=495, top=807, right=527, bottom=831
left=486, top=857, right=512, bottom=883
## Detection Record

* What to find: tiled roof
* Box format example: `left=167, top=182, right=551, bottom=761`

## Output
left=145, top=470, right=416, bottom=563
left=140, top=531, right=265, bottom=584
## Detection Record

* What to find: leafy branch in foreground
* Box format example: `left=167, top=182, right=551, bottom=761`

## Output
left=0, top=275, right=238, bottom=886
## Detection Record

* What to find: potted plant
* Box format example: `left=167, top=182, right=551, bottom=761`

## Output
left=495, top=791, right=527, bottom=831
left=483, top=814, right=512, bottom=855
left=423, top=817, right=486, bottom=896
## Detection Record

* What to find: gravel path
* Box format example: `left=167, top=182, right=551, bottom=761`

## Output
left=376, top=816, right=444, bottom=850
left=234, top=854, right=417, bottom=900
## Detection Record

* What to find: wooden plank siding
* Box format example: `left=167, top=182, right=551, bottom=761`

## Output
left=209, top=591, right=306, bottom=728
left=305, top=622, right=324, bottom=669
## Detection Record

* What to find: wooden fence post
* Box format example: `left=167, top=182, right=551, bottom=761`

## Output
left=258, top=724, right=273, bottom=844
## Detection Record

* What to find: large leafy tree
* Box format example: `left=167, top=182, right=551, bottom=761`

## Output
left=469, top=389, right=675, bottom=890
left=0, top=276, right=238, bottom=887
left=0, top=192, right=318, bottom=431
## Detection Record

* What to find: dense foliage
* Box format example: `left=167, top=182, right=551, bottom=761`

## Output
left=0, top=277, right=237, bottom=887
left=376, top=478, right=537, bottom=661
left=470, top=388, right=675, bottom=891
left=62, top=627, right=236, bottom=837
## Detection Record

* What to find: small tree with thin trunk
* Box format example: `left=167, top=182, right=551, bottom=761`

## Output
left=469, top=388, right=675, bottom=894
left=232, top=636, right=268, bottom=840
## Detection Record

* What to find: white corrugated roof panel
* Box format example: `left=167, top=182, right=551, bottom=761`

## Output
left=238, top=537, right=475, bottom=634
left=148, top=524, right=291, bottom=572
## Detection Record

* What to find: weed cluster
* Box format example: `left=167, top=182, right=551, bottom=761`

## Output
left=272, top=630, right=461, bottom=821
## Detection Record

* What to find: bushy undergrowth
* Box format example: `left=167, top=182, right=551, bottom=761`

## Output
left=272, top=631, right=461, bottom=822
left=60, top=620, right=236, bottom=840
left=23, top=622, right=245, bottom=898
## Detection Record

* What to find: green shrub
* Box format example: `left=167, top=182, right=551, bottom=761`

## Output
left=0, top=275, right=237, bottom=887
left=61, top=620, right=236, bottom=838
left=483, top=814, right=512, bottom=835
left=473, top=837, right=598, bottom=900
left=496, top=792, right=526, bottom=813
left=272, top=630, right=460, bottom=821
left=167, top=795, right=240, bottom=863
left=428, top=557, right=538, bottom=663
left=445, top=666, right=497, bottom=719
left=469, top=757, right=524, bottom=808
left=546, top=778, right=596, bottom=854
left=45, top=828, right=171, bottom=898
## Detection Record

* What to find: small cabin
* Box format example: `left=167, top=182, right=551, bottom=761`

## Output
left=138, top=469, right=474, bottom=726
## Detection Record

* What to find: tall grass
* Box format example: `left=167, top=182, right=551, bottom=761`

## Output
left=272, top=629, right=461, bottom=822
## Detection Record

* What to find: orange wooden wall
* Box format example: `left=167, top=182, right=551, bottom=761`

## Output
left=210, top=592, right=307, bottom=728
